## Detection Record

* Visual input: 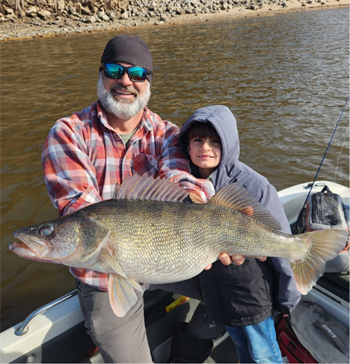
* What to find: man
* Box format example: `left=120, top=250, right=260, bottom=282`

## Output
left=42, top=34, right=244, bottom=363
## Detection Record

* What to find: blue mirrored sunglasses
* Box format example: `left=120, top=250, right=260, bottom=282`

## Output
left=100, top=63, right=152, bottom=82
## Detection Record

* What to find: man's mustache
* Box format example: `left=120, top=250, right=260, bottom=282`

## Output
left=112, top=84, right=138, bottom=97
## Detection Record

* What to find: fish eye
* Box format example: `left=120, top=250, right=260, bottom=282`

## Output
left=39, top=225, right=54, bottom=237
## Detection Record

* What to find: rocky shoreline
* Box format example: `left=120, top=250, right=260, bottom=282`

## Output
left=0, top=0, right=348, bottom=41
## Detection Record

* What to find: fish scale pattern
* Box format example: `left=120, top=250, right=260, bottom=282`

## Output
left=94, top=199, right=289, bottom=283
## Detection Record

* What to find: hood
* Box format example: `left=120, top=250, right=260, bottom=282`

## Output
left=179, top=105, right=241, bottom=190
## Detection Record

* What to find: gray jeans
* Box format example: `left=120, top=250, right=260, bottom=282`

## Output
left=76, top=278, right=203, bottom=363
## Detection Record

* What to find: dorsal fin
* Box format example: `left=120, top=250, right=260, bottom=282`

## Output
left=114, top=174, right=189, bottom=202
left=209, top=183, right=282, bottom=230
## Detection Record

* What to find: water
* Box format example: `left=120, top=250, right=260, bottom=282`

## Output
left=1, top=8, right=349, bottom=332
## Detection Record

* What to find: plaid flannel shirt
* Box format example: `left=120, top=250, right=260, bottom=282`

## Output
left=42, top=101, right=215, bottom=290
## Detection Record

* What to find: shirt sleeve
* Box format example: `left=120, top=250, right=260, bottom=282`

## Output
left=42, top=119, right=102, bottom=216
left=259, top=184, right=302, bottom=313
left=154, top=124, right=215, bottom=203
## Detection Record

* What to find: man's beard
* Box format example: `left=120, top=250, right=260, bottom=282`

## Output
left=97, top=73, right=151, bottom=120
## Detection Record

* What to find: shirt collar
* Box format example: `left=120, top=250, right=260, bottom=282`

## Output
left=140, top=107, right=153, bottom=131
left=96, top=100, right=112, bottom=130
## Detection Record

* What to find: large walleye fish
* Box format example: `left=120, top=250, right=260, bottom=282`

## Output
left=9, top=175, right=347, bottom=317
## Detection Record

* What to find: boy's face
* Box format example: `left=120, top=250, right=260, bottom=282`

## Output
left=187, top=136, right=222, bottom=179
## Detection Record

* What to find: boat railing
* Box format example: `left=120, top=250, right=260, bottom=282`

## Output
left=15, top=290, right=78, bottom=336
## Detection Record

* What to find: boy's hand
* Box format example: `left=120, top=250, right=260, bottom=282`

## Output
left=204, top=253, right=267, bottom=270
left=219, top=253, right=245, bottom=266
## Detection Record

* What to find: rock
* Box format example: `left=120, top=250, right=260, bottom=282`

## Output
left=107, top=11, right=116, bottom=20
left=25, top=6, right=38, bottom=16
left=85, top=15, right=97, bottom=23
left=67, top=5, right=75, bottom=14
left=57, top=0, right=64, bottom=11
left=80, top=6, right=91, bottom=15
left=4, top=7, right=15, bottom=16
left=120, top=11, right=128, bottom=19
left=38, top=9, right=52, bottom=20
left=82, top=2, right=91, bottom=13
left=71, top=11, right=82, bottom=17
left=47, top=0, right=56, bottom=8
left=175, top=8, right=185, bottom=14
left=98, top=11, right=109, bottom=21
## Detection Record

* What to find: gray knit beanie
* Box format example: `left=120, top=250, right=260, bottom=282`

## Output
left=100, top=34, right=153, bottom=82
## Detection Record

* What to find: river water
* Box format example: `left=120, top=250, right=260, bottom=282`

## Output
left=1, top=7, right=349, bottom=331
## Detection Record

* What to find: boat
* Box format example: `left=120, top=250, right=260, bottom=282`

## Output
left=278, top=181, right=349, bottom=328
left=1, top=180, right=349, bottom=363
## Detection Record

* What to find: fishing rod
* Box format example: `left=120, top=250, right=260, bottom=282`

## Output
left=293, top=95, right=350, bottom=234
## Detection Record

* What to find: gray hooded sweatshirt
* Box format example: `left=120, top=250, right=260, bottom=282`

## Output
left=179, top=105, right=301, bottom=326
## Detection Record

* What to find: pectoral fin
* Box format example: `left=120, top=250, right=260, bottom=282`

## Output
left=104, top=250, right=143, bottom=317
left=103, top=250, right=143, bottom=293
left=108, top=274, right=141, bottom=317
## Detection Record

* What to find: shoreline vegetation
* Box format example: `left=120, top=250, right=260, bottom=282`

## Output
left=0, top=0, right=348, bottom=41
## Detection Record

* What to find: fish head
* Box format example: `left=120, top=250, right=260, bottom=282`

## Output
left=9, top=214, right=111, bottom=266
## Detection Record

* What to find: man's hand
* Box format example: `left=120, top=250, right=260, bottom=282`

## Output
left=189, top=192, right=205, bottom=204
left=204, top=253, right=267, bottom=270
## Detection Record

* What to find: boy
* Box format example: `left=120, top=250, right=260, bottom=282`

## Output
left=178, top=105, right=301, bottom=363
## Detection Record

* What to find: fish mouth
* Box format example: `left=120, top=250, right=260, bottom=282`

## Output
left=9, top=241, right=37, bottom=258
left=9, top=232, right=50, bottom=261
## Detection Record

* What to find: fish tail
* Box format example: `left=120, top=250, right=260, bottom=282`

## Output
left=291, top=229, right=348, bottom=295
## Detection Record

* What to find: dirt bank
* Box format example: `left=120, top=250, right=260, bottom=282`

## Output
left=0, top=0, right=348, bottom=41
